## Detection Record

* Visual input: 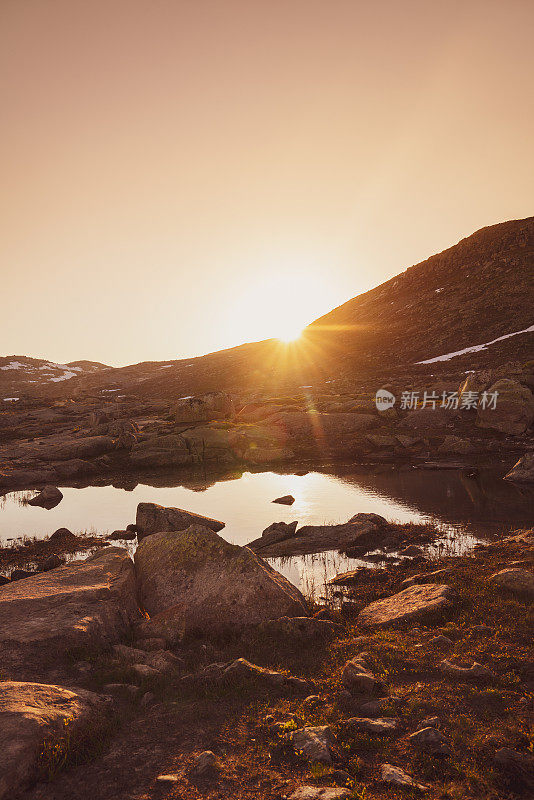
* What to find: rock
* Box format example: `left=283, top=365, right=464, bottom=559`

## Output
left=488, top=568, right=534, bottom=599
left=49, top=527, right=78, bottom=547
left=439, top=659, right=494, bottom=681
left=379, top=763, right=428, bottom=791
left=476, top=379, right=534, bottom=435
left=39, top=554, right=65, bottom=572
left=401, top=407, right=458, bottom=430
left=223, top=658, right=287, bottom=689
left=134, top=637, right=166, bottom=651
left=302, top=695, right=322, bottom=710
left=343, top=717, right=400, bottom=735
left=342, top=653, right=377, bottom=695
left=248, top=520, right=299, bottom=550
left=140, top=691, right=155, bottom=708
left=129, top=434, right=193, bottom=468
left=0, top=547, right=140, bottom=677
left=258, top=616, right=344, bottom=640
left=273, top=494, right=295, bottom=505
left=438, top=435, right=473, bottom=454
left=290, top=725, right=334, bottom=763
left=359, top=698, right=399, bottom=716
left=288, top=789, right=352, bottom=800
left=400, top=568, right=451, bottom=589
left=156, top=774, right=179, bottom=783
left=174, top=391, right=234, bottom=423
left=505, top=452, right=534, bottom=483
left=0, top=575, right=10, bottom=586
left=429, top=635, right=453, bottom=648
left=494, top=747, right=534, bottom=789
left=357, top=584, right=459, bottom=628
left=134, top=525, right=307, bottom=635
left=191, top=750, right=221, bottom=779
left=135, top=501, right=225, bottom=541
left=131, top=663, right=161, bottom=679
left=409, top=726, right=450, bottom=755
left=399, top=545, right=423, bottom=557
left=248, top=514, right=387, bottom=557
left=0, top=681, right=109, bottom=800
left=27, top=485, right=63, bottom=509
left=107, top=529, right=137, bottom=541
left=112, top=644, right=148, bottom=663
left=10, top=569, right=35, bottom=581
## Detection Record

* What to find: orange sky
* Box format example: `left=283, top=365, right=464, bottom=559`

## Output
left=1, top=0, right=533, bottom=366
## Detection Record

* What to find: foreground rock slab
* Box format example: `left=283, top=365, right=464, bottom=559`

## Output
left=0, top=681, right=109, bottom=800
left=134, top=525, right=307, bottom=634
left=357, top=583, right=459, bottom=628
left=136, top=502, right=225, bottom=540
left=0, top=547, right=139, bottom=676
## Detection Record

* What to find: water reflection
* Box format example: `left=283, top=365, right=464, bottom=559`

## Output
left=1, top=464, right=532, bottom=596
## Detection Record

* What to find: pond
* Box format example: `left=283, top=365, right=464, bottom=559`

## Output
left=1, top=464, right=532, bottom=596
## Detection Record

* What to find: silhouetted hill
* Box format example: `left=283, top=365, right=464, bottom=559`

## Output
left=2, top=216, right=532, bottom=402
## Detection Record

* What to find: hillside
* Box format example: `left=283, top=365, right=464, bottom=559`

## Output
left=2, top=216, right=532, bottom=403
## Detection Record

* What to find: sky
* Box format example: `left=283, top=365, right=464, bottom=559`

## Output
left=1, top=0, right=533, bottom=366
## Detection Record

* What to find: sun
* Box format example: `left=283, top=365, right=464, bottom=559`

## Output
left=277, top=323, right=304, bottom=343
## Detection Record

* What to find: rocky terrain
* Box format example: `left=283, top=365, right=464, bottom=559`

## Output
left=0, top=214, right=532, bottom=798
left=0, top=501, right=532, bottom=799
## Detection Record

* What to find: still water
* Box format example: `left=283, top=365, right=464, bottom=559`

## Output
left=1, top=465, right=532, bottom=595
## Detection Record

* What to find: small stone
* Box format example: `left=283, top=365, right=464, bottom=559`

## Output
left=131, top=663, right=161, bottom=679
left=440, top=659, right=494, bottom=682
left=289, top=788, right=352, bottom=800
left=379, top=763, right=429, bottom=791
left=409, top=726, right=450, bottom=755
left=290, top=725, right=334, bottom=764
left=343, top=717, right=400, bottom=735
left=429, top=635, right=453, bottom=648
left=302, top=694, right=322, bottom=710
left=272, top=495, right=295, bottom=505
left=341, top=653, right=377, bottom=695
left=156, top=774, right=179, bottom=783
left=140, top=691, right=155, bottom=708
left=40, top=554, right=65, bottom=571
left=191, top=750, right=220, bottom=779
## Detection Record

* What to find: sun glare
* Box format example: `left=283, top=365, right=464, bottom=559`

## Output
left=277, top=324, right=304, bottom=344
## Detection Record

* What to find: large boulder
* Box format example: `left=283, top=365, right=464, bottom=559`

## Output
left=174, top=391, right=234, bottom=423
left=357, top=584, right=459, bottom=628
left=0, top=681, right=109, bottom=800
left=136, top=502, right=225, bottom=541
left=476, top=379, right=534, bottom=435
left=504, top=452, right=534, bottom=483
left=0, top=547, right=139, bottom=677
left=134, top=525, right=308, bottom=635
left=129, top=434, right=193, bottom=468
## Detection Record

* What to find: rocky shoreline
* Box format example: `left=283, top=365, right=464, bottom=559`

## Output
left=1, top=363, right=534, bottom=496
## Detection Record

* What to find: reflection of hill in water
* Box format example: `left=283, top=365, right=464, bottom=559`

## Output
left=71, top=462, right=533, bottom=532
left=332, top=467, right=534, bottom=529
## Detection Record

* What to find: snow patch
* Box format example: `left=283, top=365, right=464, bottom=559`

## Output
left=49, top=370, right=78, bottom=382
left=3, top=397, right=19, bottom=402
left=160, top=364, right=174, bottom=369
left=0, top=361, right=27, bottom=371
left=416, top=324, right=534, bottom=365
